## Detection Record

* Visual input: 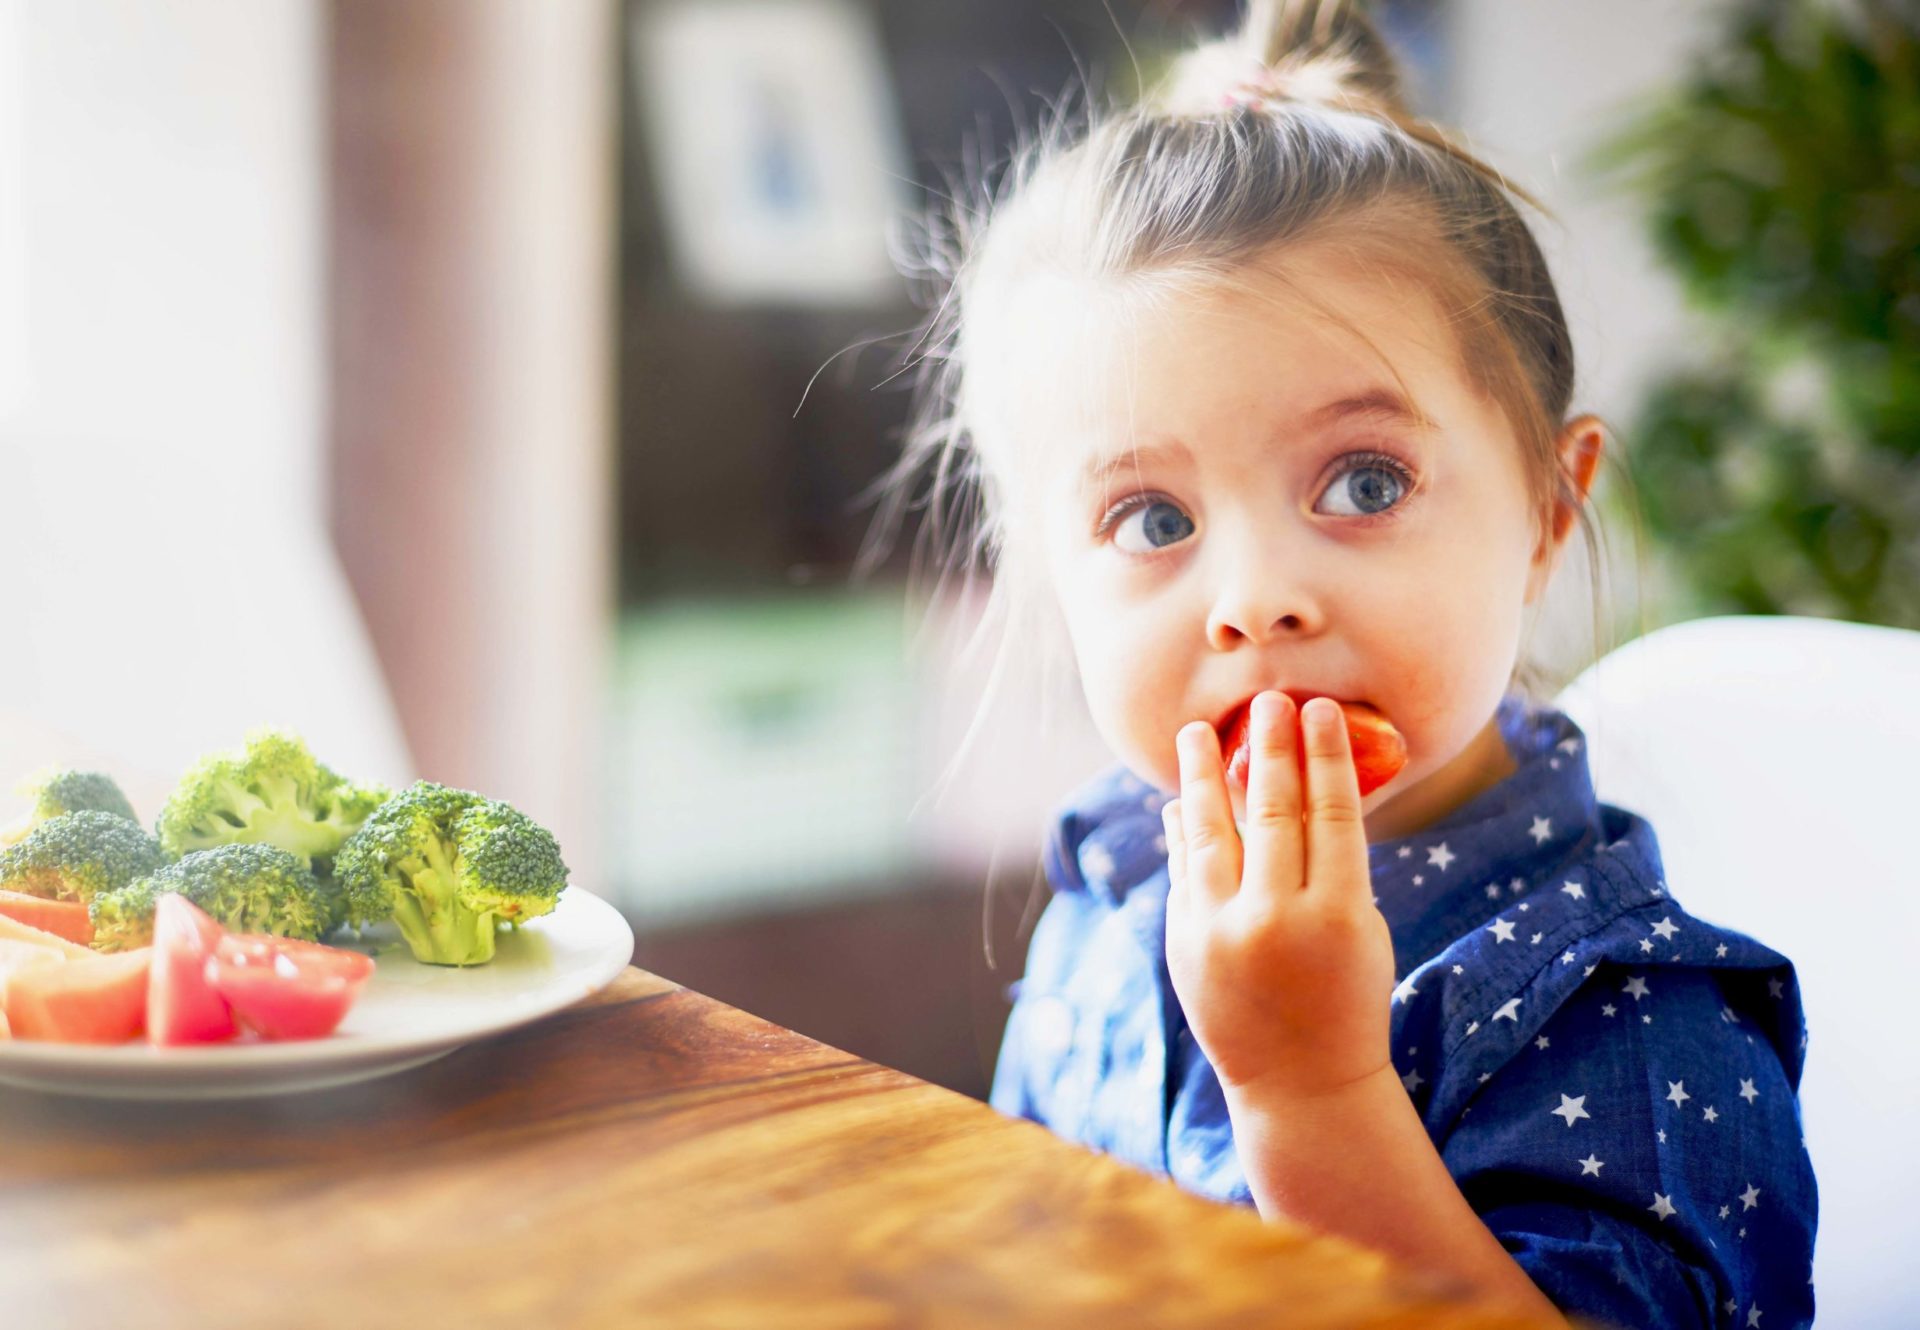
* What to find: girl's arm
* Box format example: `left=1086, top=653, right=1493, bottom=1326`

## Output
left=1222, top=1067, right=1566, bottom=1322
left=1162, top=695, right=1564, bottom=1323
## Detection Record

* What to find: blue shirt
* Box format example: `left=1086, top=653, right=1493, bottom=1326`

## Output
left=990, top=694, right=1818, bottom=1330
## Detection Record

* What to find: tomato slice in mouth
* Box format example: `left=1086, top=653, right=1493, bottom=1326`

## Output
left=1217, top=697, right=1409, bottom=797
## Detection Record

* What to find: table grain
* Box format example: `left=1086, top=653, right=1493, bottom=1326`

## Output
left=0, top=968, right=1564, bottom=1328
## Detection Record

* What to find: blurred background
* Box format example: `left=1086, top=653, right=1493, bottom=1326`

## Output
left=0, top=0, right=1913, bottom=1104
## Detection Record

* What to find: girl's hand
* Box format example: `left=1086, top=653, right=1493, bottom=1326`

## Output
left=1161, top=692, right=1396, bottom=1103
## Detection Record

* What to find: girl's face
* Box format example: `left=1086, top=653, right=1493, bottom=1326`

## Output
left=1017, top=246, right=1592, bottom=842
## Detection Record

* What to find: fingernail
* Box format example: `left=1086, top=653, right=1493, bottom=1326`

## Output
left=1306, top=697, right=1339, bottom=727
left=1253, top=690, right=1287, bottom=729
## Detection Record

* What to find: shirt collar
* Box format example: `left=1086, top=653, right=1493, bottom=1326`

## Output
left=1366, top=693, right=1604, bottom=975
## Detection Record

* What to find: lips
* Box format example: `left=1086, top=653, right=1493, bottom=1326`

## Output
left=1214, top=695, right=1408, bottom=797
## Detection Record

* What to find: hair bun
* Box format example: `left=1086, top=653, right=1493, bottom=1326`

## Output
left=1153, top=0, right=1409, bottom=121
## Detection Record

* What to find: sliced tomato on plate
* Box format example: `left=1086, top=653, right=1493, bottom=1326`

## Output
left=148, top=894, right=235, bottom=1047
left=5, top=948, right=152, bottom=1043
left=205, top=934, right=375, bottom=1041
left=0, top=889, right=94, bottom=945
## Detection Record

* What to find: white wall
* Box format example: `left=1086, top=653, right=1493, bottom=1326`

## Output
left=0, top=0, right=409, bottom=814
left=1447, top=0, right=1725, bottom=677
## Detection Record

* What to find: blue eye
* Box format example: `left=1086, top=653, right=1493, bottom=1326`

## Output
left=1111, top=499, right=1195, bottom=553
left=1317, top=453, right=1413, bottom=517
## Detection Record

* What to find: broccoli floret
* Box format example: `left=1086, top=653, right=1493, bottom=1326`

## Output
left=2, top=770, right=138, bottom=847
left=155, top=729, right=390, bottom=873
left=88, top=843, right=326, bottom=953
left=0, top=810, right=169, bottom=904
left=333, top=781, right=567, bottom=966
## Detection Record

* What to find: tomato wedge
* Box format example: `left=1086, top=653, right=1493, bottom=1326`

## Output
left=205, top=934, right=375, bottom=1041
left=148, top=894, right=236, bottom=1046
left=0, top=890, right=93, bottom=946
left=1219, top=698, right=1409, bottom=798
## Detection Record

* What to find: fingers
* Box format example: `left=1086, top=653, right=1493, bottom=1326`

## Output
left=1174, top=720, right=1240, bottom=908
left=1241, top=691, right=1305, bottom=897
left=1300, top=697, right=1368, bottom=901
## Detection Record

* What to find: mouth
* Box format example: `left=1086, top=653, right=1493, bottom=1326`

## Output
left=1212, top=692, right=1397, bottom=795
left=1213, top=691, right=1371, bottom=745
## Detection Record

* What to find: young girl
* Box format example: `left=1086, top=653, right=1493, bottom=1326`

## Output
left=887, top=2, right=1817, bottom=1326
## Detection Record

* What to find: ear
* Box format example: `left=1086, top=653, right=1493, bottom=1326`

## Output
left=1524, top=414, right=1606, bottom=605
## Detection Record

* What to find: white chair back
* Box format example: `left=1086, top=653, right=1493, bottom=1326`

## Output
left=1557, top=614, right=1920, bottom=1328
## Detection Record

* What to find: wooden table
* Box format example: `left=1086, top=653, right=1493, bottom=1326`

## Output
left=0, top=968, right=1563, bottom=1328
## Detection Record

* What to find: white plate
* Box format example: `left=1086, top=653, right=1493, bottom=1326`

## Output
left=0, top=887, right=635, bottom=1100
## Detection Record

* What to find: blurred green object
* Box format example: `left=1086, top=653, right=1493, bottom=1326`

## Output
left=605, top=591, right=919, bottom=923
left=1596, top=0, right=1920, bottom=627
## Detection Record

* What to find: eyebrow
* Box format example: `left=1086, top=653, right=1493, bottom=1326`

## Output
left=1076, top=386, right=1435, bottom=493
left=1306, top=386, right=1438, bottom=431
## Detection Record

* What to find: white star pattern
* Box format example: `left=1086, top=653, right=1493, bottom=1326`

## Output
left=1412, top=875, right=1424, bottom=886
left=1602, top=1003, right=1617, bottom=1017
left=1557, top=737, right=1580, bottom=755
left=1768, top=977, right=1785, bottom=998
left=1510, top=878, right=1525, bottom=894
left=1392, top=972, right=1420, bottom=1005
left=1529, top=816, right=1552, bottom=845
left=1716, top=943, right=1729, bottom=958
left=1720, top=1205, right=1731, bottom=1220
left=1741, top=1183, right=1761, bottom=1210
left=1427, top=842, right=1455, bottom=871
left=1397, top=845, right=1412, bottom=858
left=1466, top=1021, right=1479, bottom=1035
left=1401, top=1069, right=1425, bottom=1094
left=1658, top=1129, right=1668, bottom=1144
left=1081, top=843, right=1115, bottom=882
left=1579, top=1154, right=1604, bottom=1176
left=1536, top=1036, right=1551, bottom=1050
left=1561, top=880, right=1585, bottom=901
left=1651, top=915, right=1680, bottom=941
left=1649, top=1193, right=1677, bottom=1221
left=1666, top=1080, right=1691, bottom=1107
left=1747, top=1308, right=1762, bottom=1328
left=1561, top=950, right=1577, bottom=964
left=1703, top=1106, right=1719, bottom=1123
left=1530, top=932, right=1544, bottom=945
left=1452, top=964, right=1464, bottom=975
left=1639, top=938, right=1656, bottom=953
left=1740, top=1078, right=1760, bottom=1104
left=1488, top=917, right=1517, bottom=943
left=1485, top=883, right=1502, bottom=900
left=1622, top=976, right=1651, bottom=1001
left=1552, top=1094, right=1590, bottom=1127
left=1493, top=997, right=1522, bottom=1022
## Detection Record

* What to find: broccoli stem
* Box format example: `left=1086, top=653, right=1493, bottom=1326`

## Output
left=389, top=872, right=499, bottom=966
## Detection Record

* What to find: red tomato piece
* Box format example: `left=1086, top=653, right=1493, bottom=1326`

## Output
left=147, top=893, right=236, bottom=1047
left=205, top=934, right=375, bottom=1041
left=0, top=889, right=93, bottom=946
left=1219, top=699, right=1410, bottom=798
left=5, top=948, right=152, bottom=1043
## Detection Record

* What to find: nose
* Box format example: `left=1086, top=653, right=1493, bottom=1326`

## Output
left=1204, top=538, right=1325, bottom=650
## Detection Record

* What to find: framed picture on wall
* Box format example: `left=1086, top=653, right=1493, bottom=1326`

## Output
left=631, top=0, right=911, bottom=307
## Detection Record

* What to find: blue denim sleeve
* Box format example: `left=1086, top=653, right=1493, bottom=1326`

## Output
left=1442, top=966, right=1816, bottom=1330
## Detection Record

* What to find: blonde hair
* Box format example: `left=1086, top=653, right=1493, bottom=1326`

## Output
left=870, top=0, right=1622, bottom=723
